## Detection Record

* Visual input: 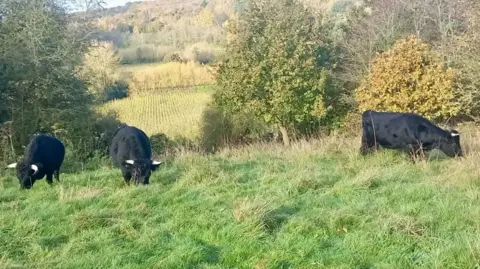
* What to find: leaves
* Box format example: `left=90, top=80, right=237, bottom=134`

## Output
left=214, top=0, right=341, bottom=137
left=355, top=35, right=460, bottom=121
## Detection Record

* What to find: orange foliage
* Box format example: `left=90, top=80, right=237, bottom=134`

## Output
left=355, top=35, right=460, bottom=121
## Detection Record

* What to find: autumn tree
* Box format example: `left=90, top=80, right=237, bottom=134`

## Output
left=214, top=0, right=339, bottom=146
left=78, top=41, right=121, bottom=102
left=355, top=36, right=460, bottom=121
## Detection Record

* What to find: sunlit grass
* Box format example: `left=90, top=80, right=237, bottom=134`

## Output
left=99, top=87, right=212, bottom=139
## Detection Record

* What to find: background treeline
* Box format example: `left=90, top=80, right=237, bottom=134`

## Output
left=2, top=0, right=480, bottom=169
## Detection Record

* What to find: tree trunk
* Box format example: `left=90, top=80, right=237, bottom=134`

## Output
left=279, top=125, right=290, bottom=147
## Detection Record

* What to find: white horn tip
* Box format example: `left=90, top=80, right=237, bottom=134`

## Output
left=6, top=163, right=17, bottom=168
left=31, top=164, right=39, bottom=172
left=451, top=133, right=460, bottom=137
left=152, top=161, right=162, bottom=165
left=125, top=160, right=134, bottom=165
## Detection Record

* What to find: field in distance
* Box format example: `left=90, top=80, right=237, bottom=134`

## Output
left=2, top=134, right=480, bottom=268
left=100, top=86, right=213, bottom=139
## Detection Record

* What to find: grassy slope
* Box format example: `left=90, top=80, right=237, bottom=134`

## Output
left=2, top=137, right=480, bottom=268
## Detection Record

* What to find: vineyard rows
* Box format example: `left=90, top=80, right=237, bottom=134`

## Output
left=100, top=89, right=212, bottom=139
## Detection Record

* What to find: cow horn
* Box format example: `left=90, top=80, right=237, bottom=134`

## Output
left=451, top=133, right=460, bottom=137
left=152, top=161, right=162, bottom=165
left=125, top=160, right=134, bottom=165
left=31, top=164, right=39, bottom=173
left=6, top=163, right=17, bottom=169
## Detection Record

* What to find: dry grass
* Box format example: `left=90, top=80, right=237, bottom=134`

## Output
left=121, top=62, right=216, bottom=95
left=99, top=88, right=212, bottom=138
left=58, top=186, right=104, bottom=202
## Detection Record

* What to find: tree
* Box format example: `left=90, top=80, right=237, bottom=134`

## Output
left=355, top=35, right=460, bottom=121
left=0, top=0, right=114, bottom=160
left=338, top=0, right=469, bottom=106
left=78, top=41, right=120, bottom=102
left=214, top=0, right=339, bottom=146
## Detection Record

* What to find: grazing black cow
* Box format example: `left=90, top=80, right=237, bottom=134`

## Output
left=109, top=125, right=162, bottom=185
left=6, top=135, right=65, bottom=189
left=360, top=110, right=463, bottom=159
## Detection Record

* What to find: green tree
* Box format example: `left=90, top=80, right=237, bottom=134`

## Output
left=214, top=0, right=338, bottom=146
left=0, top=0, right=112, bottom=159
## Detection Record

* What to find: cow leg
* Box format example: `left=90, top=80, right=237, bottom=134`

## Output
left=360, top=135, right=372, bottom=155
left=54, top=169, right=60, bottom=182
left=46, top=173, right=53, bottom=185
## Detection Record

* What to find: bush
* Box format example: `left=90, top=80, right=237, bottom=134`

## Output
left=355, top=35, right=460, bottom=121
left=183, top=42, right=216, bottom=64
left=105, top=80, right=129, bottom=101
left=199, top=104, right=272, bottom=153
left=199, top=106, right=231, bottom=153
left=150, top=133, right=173, bottom=156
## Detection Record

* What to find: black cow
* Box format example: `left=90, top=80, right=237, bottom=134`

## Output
left=360, top=110, right=463, bottom=159
left=6, top=135, right=65, bottom=189
left=109, top=125, right=162, bottom=185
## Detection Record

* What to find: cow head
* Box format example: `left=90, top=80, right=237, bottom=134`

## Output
left=440, top=130, right=463, bottom=158
left=6, top=162, right=41, bottom=189
left=122, top=159, right=162, bottom=185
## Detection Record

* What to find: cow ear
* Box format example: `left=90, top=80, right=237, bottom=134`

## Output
left=6, top=163, right=17, bottom=169
left=122, top=160, right=135, bottom=167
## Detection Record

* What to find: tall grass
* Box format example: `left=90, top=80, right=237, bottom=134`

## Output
left=3, top=129, right=480, bottom=268
left=99, top=88, right=212, bottom=138
left=121, top=62, right=216, bottom=95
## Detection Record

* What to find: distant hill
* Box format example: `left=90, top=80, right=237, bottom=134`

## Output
left=81, top=0, right=358, bottom=64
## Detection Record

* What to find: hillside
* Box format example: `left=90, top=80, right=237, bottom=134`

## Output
left=89, top=0, right=356, bottom=64
left=2, top=135, right=480, bottom=268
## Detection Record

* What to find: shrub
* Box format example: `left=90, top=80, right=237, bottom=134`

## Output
left=150, top=133, right=173, bottom=156
left=199, top=104, right=272, bottom=153
left=355, top=35, right=460, bottom=121
left=105, top=81, right=129, bottom=101
left=182, top=42, right=216, bottom=64
left=199, top=106, right=231, bottom=153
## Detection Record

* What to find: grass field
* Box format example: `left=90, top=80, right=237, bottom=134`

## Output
left=2, top=131, right=480, bottom=268
left=118, top=62, right=216, bottom=95
left=100, top=87, right=213, bottom=138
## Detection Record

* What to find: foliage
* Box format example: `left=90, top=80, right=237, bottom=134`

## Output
left=99, top=88, right=212, bottom=139
left=215, top=0, right=340, bottom=145
left=200, top=106, right=231, bottom=153
left=78, top=41, right=121, bottom=102
left=199, top=104, right=274, bottom=153
left=182, top=42, right=218, bottom=64
left=150, top=133, right=174, bottom=156
left=105, top=80, right=129, bottom=101
left=355, top=36, right=460, bottom=121
left=0, top=0, right=114, bottom=160
left=442, top=1, right=480, bottom=119
left=338, top=0, right=470, bottom=106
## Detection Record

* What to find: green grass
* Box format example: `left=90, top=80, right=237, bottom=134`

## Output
left=2, top=138, right=480, bottom=268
